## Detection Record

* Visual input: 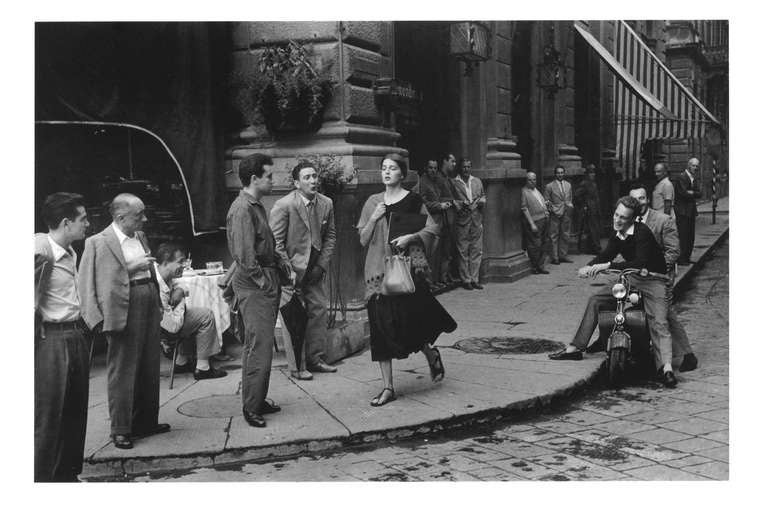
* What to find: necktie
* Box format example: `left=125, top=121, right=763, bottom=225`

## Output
left=308, top=200, right=322, bottom=250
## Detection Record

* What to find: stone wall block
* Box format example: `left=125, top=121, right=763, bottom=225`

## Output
left=344, top=84, right=379, bottom=125
left=343, top=44, right=382, bottom=87
left=341, top=21, right=384, bottom=52
left=497, top=62, right=512, bottom=89
left=232, top=22, right=339, bottom=49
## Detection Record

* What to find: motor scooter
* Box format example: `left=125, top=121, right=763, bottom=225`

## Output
left=597, top=268, right=669, bottom=388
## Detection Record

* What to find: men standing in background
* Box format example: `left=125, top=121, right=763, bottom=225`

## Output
left=413, top=158, right=455, bottom=289
left=35, top=192, right=90, bottom=481
left=520, top=171, right=550, bottom=275
left=439, top=152, right=461, bottom=285
left=674, top=157, right=702, bottom=265
left=78, top=193, right=168, bottom=450
left=545, top=165, right=574, bottom=264
left=452, top=158, right=485, bottom=290
left=574, top=164, right=602, bottom=254
left=270, top=161, right=338, bottom=380
left=652, top=162, right=675, bottom=217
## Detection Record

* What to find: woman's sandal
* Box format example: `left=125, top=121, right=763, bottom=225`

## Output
left=370, top=387, right=397, bottom=407
left=428, top=347, right=445, bottom=383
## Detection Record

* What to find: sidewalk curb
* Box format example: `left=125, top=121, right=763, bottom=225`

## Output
left=82, top=222, right=729, bottom=481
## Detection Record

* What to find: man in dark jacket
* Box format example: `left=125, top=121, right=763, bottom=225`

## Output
left=673, top=157, right=702, bottom=264
left=549, top=196, right=677, bottom=388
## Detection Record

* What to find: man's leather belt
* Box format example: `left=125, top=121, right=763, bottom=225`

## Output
left=42, top=319, right=85, bottom=331
left=129, top=278, right=153, bottom=287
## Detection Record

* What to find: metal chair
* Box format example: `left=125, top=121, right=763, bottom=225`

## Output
left=161, top=332, right=183, bottom=390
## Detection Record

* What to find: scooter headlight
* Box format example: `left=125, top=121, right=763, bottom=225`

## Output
left=611, top=283, right=627, bottom=299
left=628, top=292, right=640, bottom=304
left=615, top=313, right=625, bottom=325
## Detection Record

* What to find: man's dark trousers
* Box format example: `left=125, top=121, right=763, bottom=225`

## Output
left=523, top=217, right=550, bottom=270
left=35, top=325, right=90, bottom=482
left=234, top=267, right=281, bottom=414
left=105, top=283, right=161, bottom=435
left=676, top=214, right=696, bottom=263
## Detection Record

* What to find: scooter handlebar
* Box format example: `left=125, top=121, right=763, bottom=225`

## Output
left=603, top=268, right=669, bottom=281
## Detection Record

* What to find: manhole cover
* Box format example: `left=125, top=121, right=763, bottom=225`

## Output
left=177, top=395, right=241, bottom=418
left=453, top=336, right=565, bottom=355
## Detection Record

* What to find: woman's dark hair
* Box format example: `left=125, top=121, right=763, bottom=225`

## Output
left=381, top=153, right=408, bottom=179
left=41, top=192, right=85, bottom=230
left=237, top=153, right=273, bottom=187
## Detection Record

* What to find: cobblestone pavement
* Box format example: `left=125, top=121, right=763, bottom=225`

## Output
left=130, top=241, right=729, bottom=482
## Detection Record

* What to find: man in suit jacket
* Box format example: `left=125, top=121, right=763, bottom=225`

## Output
left=630, top=185, right=698, bottom=372
left=35, top=192, right=90, bottom=481
left=544, top=165, right=574, bottom=264
left=451, top=158, right=485, bottom=290
left=574, top=164, right=602, bottom=254
left=673, top=157, right=702, bottom=264
left=549, top=196, right=678, bottom=388
left=78, top=193, right=169, bottom=450
left=270, top=161, right=338, bottom=379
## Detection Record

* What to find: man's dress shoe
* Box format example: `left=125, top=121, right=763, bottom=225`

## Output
left=173, top=361, right=195, bottom=374
left=308, top=361, right=337, bottom=373
left=133, top=423, right=171, bottom=439
left=290, top=370, right=313, bottom=380
left=194, top=367, right=227, bottom=380
left=679, top=353, right=698, bottom=372
left=260, top=399, right=281, bottom=415
left=112, top=434, right=133, bottom=450
left=548, top=349, right=583, bottom=361
left=243, top=409, right=266, bottom=428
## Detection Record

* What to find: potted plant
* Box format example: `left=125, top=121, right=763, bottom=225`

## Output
left=233, top=40, right=334, bottom=136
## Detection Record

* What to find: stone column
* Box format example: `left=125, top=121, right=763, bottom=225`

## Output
left=226, top=21, right=407, bottom=361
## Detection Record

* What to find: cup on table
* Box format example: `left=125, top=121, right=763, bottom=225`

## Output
left=206, top=261, right=224, bottom=274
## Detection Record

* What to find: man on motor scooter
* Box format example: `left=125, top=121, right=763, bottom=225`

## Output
left=548, top=196, right=678, bottom=388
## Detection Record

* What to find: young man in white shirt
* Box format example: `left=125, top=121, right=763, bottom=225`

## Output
left=154, top=243, right=226, bottom=380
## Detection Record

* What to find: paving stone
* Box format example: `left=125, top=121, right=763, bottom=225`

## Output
left=693, top=408, right=729, bottom=424
left=593, top=420, right=656, bottom=436
left=559, top=409, right=616, bottom=426
left=662, top=437, right=726, bottom=453
left=665, top=455, right=716, bottom=468
left=660, top=417, right=729, bottom=436
left=626, top=428, right=693, bottom=445
left=696, top=445, right=729, bottom=463
left=623, top=464, right=712, bottom=481
left=700, top=429, right=729, bottom=444
left=621, top=410, right=687, bottom=426
left=489, top=458, right=562, bottom=480
left=683, top=460, right=729, bottom=480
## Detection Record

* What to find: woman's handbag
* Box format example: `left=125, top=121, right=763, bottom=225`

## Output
left=381, top=245, right=416, bottom=295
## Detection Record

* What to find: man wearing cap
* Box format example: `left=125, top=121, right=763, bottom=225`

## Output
left=78, top=193, right=169, bottom=450
left=35, top=192, right=90, bottom=481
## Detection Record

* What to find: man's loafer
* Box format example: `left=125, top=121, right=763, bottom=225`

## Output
left=308, top=361, right=337, bottom=373
left=471, top=282, right=484, bottom=290
left=290, top=370, right=313, bottom=380
left=534, top=268, right=550, bottom=274
left=662, top=370, right=678, bottom=388
left=194, top=367, right=227, bottom=380
left=173, top=361, right=195, bottom=374
left=112, top=434, right=133, bottom=450
left=548, top=349, right=583, bottom=361
left=679, top=353, right=698, bottom=372
left=133, top=423, right=171, bottom=439
left=243, top=409, right=266, bottom=428
left=551, top=259, right=560, bottom=265
left=260, top=399, right=281, bottom=415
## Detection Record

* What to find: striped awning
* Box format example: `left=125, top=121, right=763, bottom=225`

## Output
left=574, top=21, right=721, bottom=178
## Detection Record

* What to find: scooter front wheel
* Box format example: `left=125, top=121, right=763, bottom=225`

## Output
left=608, top=347, right=627, bottom=389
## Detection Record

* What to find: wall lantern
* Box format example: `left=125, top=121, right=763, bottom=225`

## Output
left=536, top=25, right=566, bottom=97
left=449, top=22, right=492, bottom=76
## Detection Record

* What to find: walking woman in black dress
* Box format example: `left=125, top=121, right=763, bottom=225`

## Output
left=357, top=153, right=457, bottom=406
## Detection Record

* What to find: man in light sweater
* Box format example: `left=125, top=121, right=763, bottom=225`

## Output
left=521, top=171, right=550, bottom=274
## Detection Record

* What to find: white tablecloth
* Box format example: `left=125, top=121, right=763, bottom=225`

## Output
left=173, top=271, right=231, bottom=345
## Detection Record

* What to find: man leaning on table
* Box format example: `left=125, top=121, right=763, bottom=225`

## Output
left=154, top=242, right=227, bottom=380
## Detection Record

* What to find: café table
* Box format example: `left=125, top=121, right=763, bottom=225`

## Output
left=172, top=269, right=231, bottom=345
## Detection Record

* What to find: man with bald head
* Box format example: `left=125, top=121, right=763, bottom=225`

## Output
left=79, top=193, right=169, bottom=450
left=520, top=171, right=550, bottom=274
left=673, top=157, right=703, bottom=264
